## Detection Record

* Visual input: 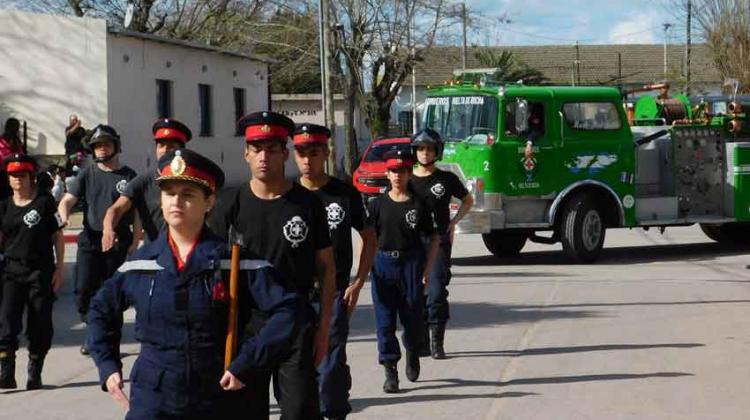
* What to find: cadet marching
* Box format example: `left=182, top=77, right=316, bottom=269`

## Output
left=0, top=112, right=473, bottom=419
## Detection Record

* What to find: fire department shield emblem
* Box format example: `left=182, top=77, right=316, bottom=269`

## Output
left=520, top=157, right=538, bottom=182
left=116, top=179, right=129, bottom=194
left=405, top=209, right=418, bottom=229
left=23, top=209, right=41, bottom=228
left=283, top=216, right=309, bottom=248
left=325, top=202, right=346, bottom=230
left=430, top=183, right=446, bottom=199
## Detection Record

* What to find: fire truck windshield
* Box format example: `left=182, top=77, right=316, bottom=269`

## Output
left=424, top=95, right=498, bottom=142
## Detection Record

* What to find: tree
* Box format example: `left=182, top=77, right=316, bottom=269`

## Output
left=473, top=48, right=548, bottom=85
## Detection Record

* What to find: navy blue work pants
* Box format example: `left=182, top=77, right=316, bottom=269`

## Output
left=425, top=235, right=452, bottom=327
left=370, top=250, right=425, bottom=365
left=317, top=289, right=352, bottom=418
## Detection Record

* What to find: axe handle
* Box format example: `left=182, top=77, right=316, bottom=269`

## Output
left=224, top=243, right=241, bottom=370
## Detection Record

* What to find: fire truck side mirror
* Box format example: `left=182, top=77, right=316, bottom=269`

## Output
left=515, top=99, right=529, bottom=134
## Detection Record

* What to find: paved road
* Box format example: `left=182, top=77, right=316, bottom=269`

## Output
left=2, top=226, right=750, bottom=419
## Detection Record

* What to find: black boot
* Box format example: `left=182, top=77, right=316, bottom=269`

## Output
left=26, top=354, right=45, bottom=390
left=0, top=353, right=17, bottom=389
left=382, top=363, right=399, bottom=393
left=431, top=325, right=446, bottom=360
left=405, top=350, right=420, bottom=382
left=418, top=325, right=431, bottom=357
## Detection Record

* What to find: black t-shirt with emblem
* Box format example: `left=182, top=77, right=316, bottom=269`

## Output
left=0, top=192, right=64, bottom=265
left=209, top=182, right=332, bottom=294
left=311, top=177, right=367, bottom=289
left=67, top=164, right=136, bottom=235
left=122, top=170, right=163, bottom=242
left=409, top=169, right=469, bottom=234
left=367, top=193, right=435, bottom=251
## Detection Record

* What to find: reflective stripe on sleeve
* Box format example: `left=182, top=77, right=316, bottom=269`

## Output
left=117, top=260, right=165, bottom=273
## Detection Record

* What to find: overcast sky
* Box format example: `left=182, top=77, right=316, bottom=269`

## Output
left=464, top=0, right=689, bottom=46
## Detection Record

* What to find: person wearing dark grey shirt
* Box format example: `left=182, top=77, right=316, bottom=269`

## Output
left=57, top=125, right=136, bottom=355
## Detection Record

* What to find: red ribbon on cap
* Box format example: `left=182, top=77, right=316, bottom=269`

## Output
left=155, top=127, right=188, bottom=143
left=159, top=163, right=216, bottom=190
left=293, top=132, right=328, bottom=146
left=6, top=161, right=35, bottom=173
left=385, top=158, right=414, bottom=170
left=245, top=124, right=290, bottom=142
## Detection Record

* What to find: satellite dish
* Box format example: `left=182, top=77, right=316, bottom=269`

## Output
left=123, top=3, right=135, bottom=29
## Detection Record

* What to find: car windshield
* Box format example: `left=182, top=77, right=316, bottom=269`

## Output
left=424, top=96, right=498, bottom=142
left=364, top=143, right=409, bottom=163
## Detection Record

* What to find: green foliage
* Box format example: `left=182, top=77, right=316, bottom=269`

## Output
left=473, top=48, right=548, bottom=85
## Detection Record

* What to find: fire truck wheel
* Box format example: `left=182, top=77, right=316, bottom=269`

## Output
left=482, top=230, right=527, bottom=258
left=700, top=223, right=750, bottom=245
left=561, top=193, right=606, bottom=263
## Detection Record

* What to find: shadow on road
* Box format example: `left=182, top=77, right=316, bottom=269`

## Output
left=453, top=242, right=749, bottom=266
left=499, top=371, right=693, bottom=386
left=348, top=301, right=602, bottom=340
left=350, top=390, right=536, bottom=413
left=447, top=342, right=705, bottom=359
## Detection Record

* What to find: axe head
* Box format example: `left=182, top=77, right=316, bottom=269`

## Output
left=228, top=225, right=244, bottom=248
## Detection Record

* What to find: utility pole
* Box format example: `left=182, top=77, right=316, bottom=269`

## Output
left=461, top=2, right=467, bottom=69
left=617, top=52, right=622, bottom=91
left=663, top=22, right=673, bottom=80
left=319, top=0, right=336, bottom=173
left=686, top=0, right=692, bottom=94
left=409, top=13, right=417, bottom=134
left=576, top=41, right=581, bottom=85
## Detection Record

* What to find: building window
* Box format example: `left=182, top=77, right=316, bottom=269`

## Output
left=198, top=84, right=213, bottom=137
left=234, top=88, right=246, bottom=136
left=156, top=79, right=173, bottom=119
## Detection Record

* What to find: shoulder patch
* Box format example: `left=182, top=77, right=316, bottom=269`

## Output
left=117, top=260, right=164, bottom=273
left=219, top=259, right=273, bottom=271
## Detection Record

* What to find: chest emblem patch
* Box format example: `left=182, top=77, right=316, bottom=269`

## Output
left=405, top=209, right=418, bottom=229
left=23, top=209, right=41, bottom=228
left=115, top=179, right=128, bottom=194
left=430, top=183, right=446, bottom=199
left=325, top=202, right=346, bottom=230
left=283, top=216, right=309, bottom=248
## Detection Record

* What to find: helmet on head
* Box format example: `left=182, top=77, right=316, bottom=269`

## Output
left=84, top=124, right=121, bottom=163
left=410, top=128, right=444, bottom=163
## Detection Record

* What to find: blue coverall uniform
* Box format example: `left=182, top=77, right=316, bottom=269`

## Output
left=87, top=230, right=304, bottom=419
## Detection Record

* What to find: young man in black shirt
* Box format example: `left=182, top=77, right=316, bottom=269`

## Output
left=209, top=112, right=336, bottom=419
left=409, top=128, right=474, bottom=359
left=57, top=125, right=137, bottom=355
left=0, top=155, right=65, bottom=390
left=292, top=123, right=376, bottom=419
left=101, top=118, right=190, bottom=251
left=367, top=149, right=440, bottom=393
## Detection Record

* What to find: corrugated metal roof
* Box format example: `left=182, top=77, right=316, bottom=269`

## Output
left=416, top=44, right=721, bottom=87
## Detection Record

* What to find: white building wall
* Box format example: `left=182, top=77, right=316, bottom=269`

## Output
left=0, top=11, right=108, bottom=155
left=106, top=34, right=269, bottom=185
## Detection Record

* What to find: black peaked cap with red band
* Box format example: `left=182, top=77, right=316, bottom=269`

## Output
left=383, top=148, right=414, bottom=170
left=4, top=154, right=37, bottom=174
left=237, top=111, right=295, bottom=143
left=156, top=149, right=224, bottom=192
left=153, top=119, right=192, bottom=144
left=293, top=123, right=330, bottom=146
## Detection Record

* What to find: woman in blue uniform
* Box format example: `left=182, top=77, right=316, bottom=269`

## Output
left=87, top=149, right=304, bottom=418
left=367, top=149, right=440, bottom=394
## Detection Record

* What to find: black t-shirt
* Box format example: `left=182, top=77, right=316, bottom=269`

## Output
left=68, top=164, right=136, bottom=235
left=209, top=183, right=332, bottom=294
left=367, top=193, right=435, bottom=251
left=122, top=171, right=163, bottom=242
left=310, top=177, right=367, bottom=288
left=0, top=192, right=64, bottom=264
left=409, top=169, right=468, bottom=234
left=65, top=126, right=86, bottom=155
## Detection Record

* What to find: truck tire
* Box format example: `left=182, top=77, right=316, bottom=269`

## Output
left=700, top=223, right=750, bottom=245
left=560, top=193, right=606, bottom=263
left=482, top=230, right=527, bottom=258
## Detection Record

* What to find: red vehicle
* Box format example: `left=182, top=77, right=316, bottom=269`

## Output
left=353, top=137, right=411, bottom=198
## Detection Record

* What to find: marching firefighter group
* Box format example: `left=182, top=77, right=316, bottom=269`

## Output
left=0, top=111, right=473, bottom=419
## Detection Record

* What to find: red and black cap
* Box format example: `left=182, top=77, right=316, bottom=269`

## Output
left=383, top=148, right=414, bottom=171
left=4, top=154, right=37, bottom=174
left=237, top=111, right=295, bottom=143
left=293, top=124, right=330, bottom=146
left=156, top=149, right=225, bottom=192
left=152, top=119, right=192, bottom=144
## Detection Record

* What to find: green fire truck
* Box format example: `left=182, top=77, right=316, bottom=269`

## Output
left=423, top=76, right=750, bottom=262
